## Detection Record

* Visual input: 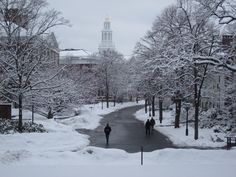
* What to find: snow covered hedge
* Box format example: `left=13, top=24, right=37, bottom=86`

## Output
left=0, top=119, right=46, bottom=134
left=199, top=109, right=235, bottom=132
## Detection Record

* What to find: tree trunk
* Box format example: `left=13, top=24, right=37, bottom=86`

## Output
left=106, top=92, right=109, bottom=108
left=194, top=100, right=199, bottom=140
left=152, top=96, right=155, bottom=117
left=18, top=93, right=23, bottom=132
left=130, top=96, right=132, bottom=101
left=175, top=99, right=181, bottom=128
left=178, top=99, right=182, bottom=124
left=145, top=99, right=147, bottom=113
left=175, top=101, right=178, bottom=128
left=159, top=99, right=163, bottom=124
left=194, top=85, right=199, bottom=140
left=194, top=64, right=199, bottom=140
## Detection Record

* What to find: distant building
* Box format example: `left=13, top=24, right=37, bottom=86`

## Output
left=60, top=17, right=117, bottom=68
left=0, top=32, right=59, bottom=65
left=98, top=17, right=115, bottom=52
left=201, top=72, right=225, bottom=111
left=59, top=49, right=99, bottom=69
left=46, top=32, right=60, bottom=65
left=221, top=24, right=236, bottom=47
left=0, top=31, right=59, bottom=103
left=200, top=25, right=236, bottom=111
left=0, top=7, right=59, bottom=65
left=222, top=35, right=234, bottom=46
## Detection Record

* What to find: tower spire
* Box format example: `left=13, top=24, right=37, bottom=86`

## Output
left=98, top=17, right=115, bottom=52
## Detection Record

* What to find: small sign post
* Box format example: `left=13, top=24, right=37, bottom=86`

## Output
left=141, top=146, right=143, bottom=165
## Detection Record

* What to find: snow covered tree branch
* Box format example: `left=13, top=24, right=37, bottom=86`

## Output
left=0, top=0, right=68, bottom=132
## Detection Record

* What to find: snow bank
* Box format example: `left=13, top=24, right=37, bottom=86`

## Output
left=1, top=164, right=235, bottom=177
left=1, top=147, right=236, bottom=177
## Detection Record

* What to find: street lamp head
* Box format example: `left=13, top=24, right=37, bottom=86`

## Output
left=184, top=103, right=191, bottom=111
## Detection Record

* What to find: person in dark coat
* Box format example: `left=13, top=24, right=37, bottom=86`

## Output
left=150, top=117, right=156, bottom=133
left=104, top=123, right=112, bottom=145
left=145, top=119, right=151, bottom=135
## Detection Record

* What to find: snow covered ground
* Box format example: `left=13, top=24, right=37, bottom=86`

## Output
left=1, top=101, right=236, bottom=177
left=134, top=108, right=226, bottom=147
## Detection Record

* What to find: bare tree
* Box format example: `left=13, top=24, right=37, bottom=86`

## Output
left=133, top=0, right=226, bottom=140
left=193, top=0, right=236, bottom=72
left=197, top=0, right=236, bottom=25
left=94, top=49, right=125, bottom=108
left=0, top=0, right=68, bottom=131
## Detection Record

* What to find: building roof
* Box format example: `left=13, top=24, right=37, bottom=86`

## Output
left=59, top=57, right=99, bottom=65
left=59, top=49, right=99, bottom=65
left=60, top=49, right=92, bottom=57
left=220, top=24, right=236, bottom=36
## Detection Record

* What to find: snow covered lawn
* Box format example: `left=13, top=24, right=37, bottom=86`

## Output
left=1, top=101, right=236, bottom=177
left=0, top=102, right=143, bottom=165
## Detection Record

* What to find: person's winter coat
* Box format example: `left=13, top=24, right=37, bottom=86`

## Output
left=145, top=120, right=151, bottom=129
left=104, top=124, right=111, bottom=135
left=150, top=118, right=156, bottom=127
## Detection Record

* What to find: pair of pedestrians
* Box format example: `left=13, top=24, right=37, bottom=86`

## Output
left=145, top=117, right=156, bottom=135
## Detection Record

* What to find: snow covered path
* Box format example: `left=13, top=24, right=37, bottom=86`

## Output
left=77, top=105, right=174, bottom=152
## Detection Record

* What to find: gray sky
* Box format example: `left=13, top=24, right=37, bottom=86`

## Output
left=47, top=0, right=176, bottom=56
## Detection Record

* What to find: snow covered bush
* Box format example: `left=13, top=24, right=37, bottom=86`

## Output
left=199, top=109, right=234, bottom=132
left=0, top=119, right=46, bottom=134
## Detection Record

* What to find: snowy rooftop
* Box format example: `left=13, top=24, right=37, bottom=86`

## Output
left=60, top=49, right=92, bottom=57
left=59, top=49, right=99, bottom=65
left=60, top=57, right=99, bottom=65
left=220, top=24, right=236, bottom=36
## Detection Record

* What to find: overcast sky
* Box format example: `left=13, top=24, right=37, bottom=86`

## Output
left=47, top=0, right=176, bottom=56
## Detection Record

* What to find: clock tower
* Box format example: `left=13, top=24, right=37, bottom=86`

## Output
left=98, top=17, right=115, bottom=52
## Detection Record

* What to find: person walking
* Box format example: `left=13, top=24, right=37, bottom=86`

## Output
left=104, top=123, right=112, bottom=145
left=150, top=117, right=156, bottom=133
left=145, top=119, right=151, bottom=135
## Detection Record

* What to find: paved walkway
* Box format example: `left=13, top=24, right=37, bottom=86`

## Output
left=77, top=105, right=175, bottom=153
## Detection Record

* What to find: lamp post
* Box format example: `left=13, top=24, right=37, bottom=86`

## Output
left=148, top=98, right=151, bottom=117
left=30, top=86, right=34, bottom=123
left=32, top=104, right=34, bottom=123
left=149, top=104, right=151, bottom=117
left=184, top=103, right=190, bottom=136
left=101, top=96, right=104, bottom=110
left=159, top=97, right=163, bottom=124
